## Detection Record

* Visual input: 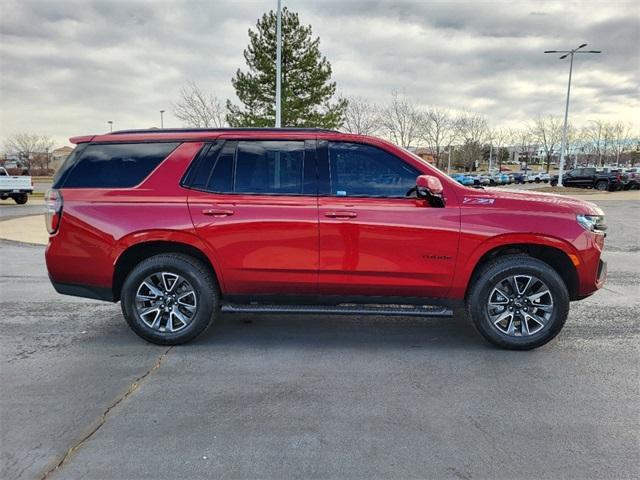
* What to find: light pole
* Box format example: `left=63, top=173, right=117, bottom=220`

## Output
left=107, top=120, right=113, bottom=133
left=160, top=110, right=165, bottom=128
left=275, top=0, right=282, bottom=128
left=544, top=43, right=600, bottom=186
left=488, top=137, right=493, bottom=172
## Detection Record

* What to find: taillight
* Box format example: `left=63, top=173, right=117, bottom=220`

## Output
left=45, top=189, right=63, bottom=234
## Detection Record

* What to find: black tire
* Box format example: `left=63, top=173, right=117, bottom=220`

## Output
left=121, top=253, right=218, bottom=345
left=535, top=178, right=541, bottom=183
left=550, top=180, right=558, bottom=187
left=466, top=255, right=569, bottom=350
left=13, top=194, right=28, bottom=204
left=595, top=180, right=608, bottom=191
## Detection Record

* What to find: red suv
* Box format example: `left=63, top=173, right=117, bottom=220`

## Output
left=45, top=128, right=607, bottom=349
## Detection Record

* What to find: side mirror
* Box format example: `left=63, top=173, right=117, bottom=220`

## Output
left=416, top=175, right=445, bottom=207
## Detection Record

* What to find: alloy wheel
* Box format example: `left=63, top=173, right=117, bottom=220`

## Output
left=486, top=275, right=554, bottom=336
left=135, top=272, right=197, bottom=333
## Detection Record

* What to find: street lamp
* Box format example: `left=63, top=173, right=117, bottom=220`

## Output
left=544, top=43, right=601, bottom=186
left=107, top=120, right=113, bottom=133
left=160, top=110, right=165, bottom=129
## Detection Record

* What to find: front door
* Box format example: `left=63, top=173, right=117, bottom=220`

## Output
left=188, top=139, right=318, bottom=295
left=317, top=141, right=459, bottom=299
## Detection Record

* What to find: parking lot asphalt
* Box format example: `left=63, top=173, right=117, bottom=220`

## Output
left=0, top=199, right=44, bottom=220
left=1, top=200, right=638, bottom=480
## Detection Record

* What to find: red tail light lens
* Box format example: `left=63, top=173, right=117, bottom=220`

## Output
left=45, top=189, right=63, bottom=234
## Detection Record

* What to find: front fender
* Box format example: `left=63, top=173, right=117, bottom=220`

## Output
left=450, top=232, right=581, bottom=299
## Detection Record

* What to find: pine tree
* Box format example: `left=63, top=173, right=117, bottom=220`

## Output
left=227, top=7, right=346, bottom=128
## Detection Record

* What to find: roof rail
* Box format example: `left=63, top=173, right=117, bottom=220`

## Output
left=110, top=127, right=340, bottom=135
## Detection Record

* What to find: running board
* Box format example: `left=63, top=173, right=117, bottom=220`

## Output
left=220, top=303, right=453, bottom=317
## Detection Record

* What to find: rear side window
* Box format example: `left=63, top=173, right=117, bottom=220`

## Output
left=328, top=142, right=419, bottom=197
left=185, top=140, right=314, bottom=195
left=60, top=143, right=178, bottom=188
left=235, top=141, right=305, bottom=194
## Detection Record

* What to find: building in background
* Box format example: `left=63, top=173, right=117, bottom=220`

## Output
left=51, top=146, right=74, bottom=171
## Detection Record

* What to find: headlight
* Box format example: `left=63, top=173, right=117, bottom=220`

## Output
left=576, top=214, right=607, bottom=233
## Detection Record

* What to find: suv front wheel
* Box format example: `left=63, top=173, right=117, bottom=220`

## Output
left=121, top=253, right=218, bottom=345
left=466, top=255, right=569, bottom=350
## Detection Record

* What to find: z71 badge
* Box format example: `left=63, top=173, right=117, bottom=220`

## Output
left=463, top=197, right=495, bottom=205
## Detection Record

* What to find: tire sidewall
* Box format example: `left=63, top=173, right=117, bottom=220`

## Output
left=467, top=257, right=569, bottom=350
left=121, top=255, right=216, bottom=345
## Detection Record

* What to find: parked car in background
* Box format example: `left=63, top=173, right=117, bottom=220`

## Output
left=0, top=167, right=33, bottom=204
left=45, top=127, right=607, bottom=350
left=623, top=168, right=639, bottom=190
left=512, top=172, right=527, bottom=184
left=550, top=167, right=628, bottom=191
left=451, top=173, right=475, bottom=186
left=476, top=174, right=491, bottom=186
left=526, top=172, right=549, bottom=183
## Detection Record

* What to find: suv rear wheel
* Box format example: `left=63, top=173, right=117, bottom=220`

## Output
left=121, top=253, right=218, bottom=345
left=466, top=255, right=569, bottom=350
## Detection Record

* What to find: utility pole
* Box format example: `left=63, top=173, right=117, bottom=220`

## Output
left=544, top=44, right=601, bottom=186
left=275, top=0, right=282, bottom=128
left=107, top=120, right=113, bottom=133
left=160, top=110, right=165, bottom=128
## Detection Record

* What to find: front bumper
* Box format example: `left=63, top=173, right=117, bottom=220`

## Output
left=596, top=258, right=607, bottom=289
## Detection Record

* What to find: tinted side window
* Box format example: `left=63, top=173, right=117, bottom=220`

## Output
left=51, top=144, right=86, bottom=188
left=62, top=143, right=178, bottom=188
left=235, top=141, right=305, bottom=194
left=207, top=142, right=235, bottom=192
left=188, top=142, right=223, bottom=190
left=328, top=142, right=418, bottom=197
left=583, top=168, right=596, bottom=176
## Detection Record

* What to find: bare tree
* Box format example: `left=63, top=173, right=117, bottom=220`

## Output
left=532, top=115, right=563, bottom=172
left=610, top=122, right=632, bottom=167
left=510, top=127, right=536, bottom=170
left=35, top=136, right=55, bottom=170
left=583, top=120, right=611, bottom=167
left=489, top=127, right=511, bottom=171
left=419, top=107, right=458, bottom=169
left=173, top=81, right=227, bottom=128
left=3, top=133, right=53, bottom=171
left=456, top=113, right=488, bottom=171
left=379, top=91, right=422, bottom=148
left=341, top=97, right=380, bottom=135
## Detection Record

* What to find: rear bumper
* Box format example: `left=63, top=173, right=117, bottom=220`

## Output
left=0, top=189, right=33, bottom=194
left=49, top=277, right=115, bottom=302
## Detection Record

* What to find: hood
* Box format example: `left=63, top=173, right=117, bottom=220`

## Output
left=461, top=188, right=603, bottom=215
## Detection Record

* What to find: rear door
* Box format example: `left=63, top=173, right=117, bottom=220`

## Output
left=317, top=140, right=459, bottom=299
left=187, top=139, right=319, bottom=295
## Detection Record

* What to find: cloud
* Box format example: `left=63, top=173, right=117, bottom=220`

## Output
left=1, top=0, right=638, bottom=147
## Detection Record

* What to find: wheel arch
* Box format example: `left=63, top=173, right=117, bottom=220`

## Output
left=112, top=238, right=223, bottom=302
left=462, top=236, right=580, bottom=301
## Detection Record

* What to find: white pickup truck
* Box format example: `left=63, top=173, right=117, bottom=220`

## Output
left=0, top=167, right=33, bottom=204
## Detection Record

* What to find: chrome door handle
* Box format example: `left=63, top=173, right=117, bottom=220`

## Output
left=202, top=208, right=234, bottom=217
left=324, top=211, right=357, bottom=218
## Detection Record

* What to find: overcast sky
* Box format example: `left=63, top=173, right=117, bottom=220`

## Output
left=1, top=0, right=638, bottom=147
